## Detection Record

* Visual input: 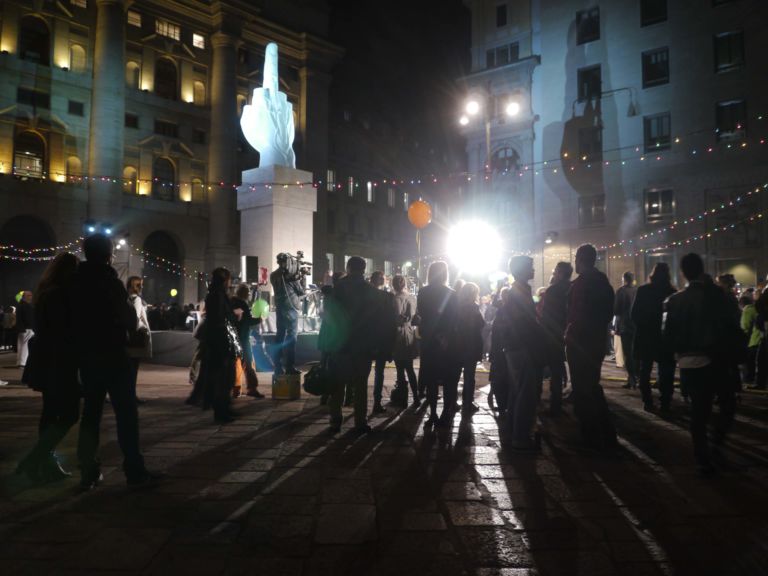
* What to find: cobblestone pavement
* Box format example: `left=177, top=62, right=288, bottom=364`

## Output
left=1, top=351, right=767, bottom=575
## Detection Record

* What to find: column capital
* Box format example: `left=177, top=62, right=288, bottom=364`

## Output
left=211, top=32, right=238, bottom=50
left=95, top=0, right=128, bottom=9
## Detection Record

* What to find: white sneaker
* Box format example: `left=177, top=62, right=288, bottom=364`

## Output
left=0, top=380, right=9, bottom=386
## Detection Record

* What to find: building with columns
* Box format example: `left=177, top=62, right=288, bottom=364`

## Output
left=0, top=0, right=341, bottom=305
left=460, top=0, right=768, bottom=288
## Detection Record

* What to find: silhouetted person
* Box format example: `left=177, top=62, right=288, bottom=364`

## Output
left=325, top=256, right=386, bottom=434
left=73, top=234, right=157, bottom=489
left=752, top=286, right=768, bottom=390
left=231, top=283, right=264, bottom=399
left=370, top=270, right=397, bottom=413
left=126, top=276, right=151, bottom=405
left=499, top=256, right=546, bottom=451
left=16, top=290, right=34, bottom=367
left=539, top=262, right=573, bottom=415
left=740, top=294, right=760, bottom=385
left=391, top=275, right=419, bottom=407
left=453, top=282, right=485, bottom=415
left=16, top=253, right=80, bottom=482
left=716, top=273, right=746, bottom=395
left=614, top=271, right=637, bottom=389
left=665, top=253, right=740, bottom=475
left=270, top=253, right=304, bottom=375
left=631, top=263, right=676, bottom=411
left=488, top=288, right=511, bottom=414
left=417, top=261, right=459, bottom=427
left=201, top=267, right=241, bottom=423
left=565, top=244, right=617, bottom=451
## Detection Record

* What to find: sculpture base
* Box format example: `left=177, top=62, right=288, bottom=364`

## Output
left=237, top=165, right=317, bottom=285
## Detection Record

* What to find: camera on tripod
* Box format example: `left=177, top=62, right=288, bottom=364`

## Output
left=283, top=250, right=312, bottom=281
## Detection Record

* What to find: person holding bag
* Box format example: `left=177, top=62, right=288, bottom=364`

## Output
left=391, top=275, right=419, bottom=407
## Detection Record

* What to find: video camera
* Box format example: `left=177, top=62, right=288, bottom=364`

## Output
left=281, top=250, right=312, bottom=281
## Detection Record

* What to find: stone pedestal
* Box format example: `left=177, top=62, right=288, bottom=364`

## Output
left=237, top=165, right=317, bottom=283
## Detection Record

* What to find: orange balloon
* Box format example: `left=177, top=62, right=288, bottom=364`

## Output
left=408, top=200, right=432, bottom=229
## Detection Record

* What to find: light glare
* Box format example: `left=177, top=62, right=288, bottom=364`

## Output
left=447, top=220, right=502, bottom=275
left=506, top=101, right=520, bottom=117
left=459, top=115, right=469, bottom=126
left=465, top=100, right=480, bottom=115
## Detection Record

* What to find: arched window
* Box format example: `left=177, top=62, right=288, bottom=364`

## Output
left=19, top=16, right=50, bottom=65
left=491, top=146, right=520, bottom=174
left=123, top=166, right=137, bottom=194
left=125, top=61, right=140, bottom=89
left=193, top=80, right=205, bottom=105
left=66, top=156, right=81, bottom=180
left=191, top=177, right=203, bottom=202
left=13, top=131, right=46, bottom=179
left=69, top=44, right=86, bottom=72
left=152, top=157, right=175, bottom=200
left=154, top=58, right=177, bottom=100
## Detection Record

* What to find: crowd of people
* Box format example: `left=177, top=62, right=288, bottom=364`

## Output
left=10, top=232, right=768, bottom=488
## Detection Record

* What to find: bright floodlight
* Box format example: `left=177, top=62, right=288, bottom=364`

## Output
left=465, top=100, right=480, bottom=115
left=459, top=115, right=470, bottom=126
left=447, top=220, right=502, bottom=275
left=505, top=101, right=520, bottom=117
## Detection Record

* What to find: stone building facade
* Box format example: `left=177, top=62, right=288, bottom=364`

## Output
left=461, top=0, right=768, bottom=287
left=0, top=0, right=340, bottom=304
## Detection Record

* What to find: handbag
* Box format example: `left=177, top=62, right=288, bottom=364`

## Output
left=225, top=318, right=243, bottom=358
left=303, top=360, right=329, bottom=396
left=127, top=327, right=150, bottom=350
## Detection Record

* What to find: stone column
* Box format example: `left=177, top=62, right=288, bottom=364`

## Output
left=87, top=0, right=126, bottom=223
left=206, top=32, right=239, bottom=273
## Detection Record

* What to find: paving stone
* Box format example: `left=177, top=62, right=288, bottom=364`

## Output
left=315, top=504, right=376, bottom=544
left=446, top=501, right=507, bottom=526
left=440, top=481, right=483, bottom=500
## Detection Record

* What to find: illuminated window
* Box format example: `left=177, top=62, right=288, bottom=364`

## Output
left=13, top=131, right=46, bottom=179
left=403, top=192, right=409, bottom=211
left=384, top=261, right=392, bottom=276
left=123, top=166, right=137, bottom=194
left=155, top=20, right=180, bottom=41
left=127, top=11, right=142, bottom=28
left=347, top=176, right=354, bottom=198
left=645, top=189, right=675, bottom=223
left=578, top=195, right=605, bottom=227
left=193, top=33, right=205, bottom=49
left=366, top=182, right=374, bottom=203
left=126, top=61, right=140, bottom=89
left=327, top=253, right=335, bottom=273
left=388, top=187, right=395, bottom=208
left=193, top=80, right=205, bottom=105
left=69, top=44, right=86, bottom=72
left=326, top=169, right=336, bottom=192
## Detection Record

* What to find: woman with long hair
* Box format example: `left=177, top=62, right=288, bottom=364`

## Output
left=391, top=275, right=419, bottom=407
left=631, top=262, right=677, bottom=411
left=201, top=267, right=241, bottom=423
left=16, top=252, right=80, bottom=482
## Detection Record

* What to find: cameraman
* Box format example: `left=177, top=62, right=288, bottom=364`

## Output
left=270, top=253, right=305, bottom=375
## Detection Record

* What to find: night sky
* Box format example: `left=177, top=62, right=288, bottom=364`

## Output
left=327, top=0, right=471, bottom=173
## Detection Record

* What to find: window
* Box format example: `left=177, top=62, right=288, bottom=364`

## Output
left=365, top=258, right=374, bottom=274
left=644, top=113, right=671, bottom=151
left=509, top=42, right=520, bottom=62
left=645, top=189, right=675, bottom=223
left=69, top=44, right=86, bottom=72
left=19, top=16, right=50, bottom=65
left=384, top=261, right=392, bottom=276
left=577, top=65, right=601, bottom=101
left=327, top=211, right=336, bottom=234
left=578, top=126, right=602, bottom=161
left=192, top=33, right=205, bottom=49
left=716, top=100, right=746, bottom=142
left=403, top=192, right=409, bottom=211
left=123, top=166, right=137, bottom=194
left=642, top=47, right=669, bottom=88
left=347, top=176, right=354, bottom=198
left=154, top=120, right=178, bottom=138
left=485, top=42, right=519, bottom=69
left=366, top=181, right=374, bottom=203
left=326, top=253, right=335, bottom=273
left=491, top=146, right=520, bottom=172
left=714, top=32, right=745, bottom=73
left=576, top=7, right=600, bottom=45
left=127, top=10, right=141, bottom=28
left=71, top=0, right=87, bottom=7
left=388, top=187, right=396, bottom=208
left=152, top=157, right=175, bottom=200
left=193, top=80, right=205, bottom=105
left=154, top=58, right=177, bottom=100
left=641, top=0, right=667, bottom=26
left=125, top=113, right=139, bottom=129
left=578, top=195, right=606, bottom=227
left=496, top=4, right=508, bottom=27
left=496, top=45, right=509, bottom=67
left=192, top=129, right=206, bottom=144
left=66, top=156, right=81, bottom=179
left=68, top=100, right=84, bottom=116
left=13, top=131, right=46, bottom=179
left=326, top=169, right=335, bottom=192
left=126, top=61, right=140, bottom=89
left=155, top=20, right=180, bottom=41
left=17, top=87, right=50, bottom=109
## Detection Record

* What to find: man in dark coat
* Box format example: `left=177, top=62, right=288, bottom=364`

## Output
left=539, top=261, right=573, bottom=415
left=72, top=234, right=157, bottom=489
left=665, top=253, right=740, bottom=475
left=565, top=244, right=617, bottom=451
left=326, top=256, right=391, bottom=433
left=614, top=271, right=637, bottom=389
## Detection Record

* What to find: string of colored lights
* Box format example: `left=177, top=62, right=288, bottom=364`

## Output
left=0, top=237, right=83, bottom=254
